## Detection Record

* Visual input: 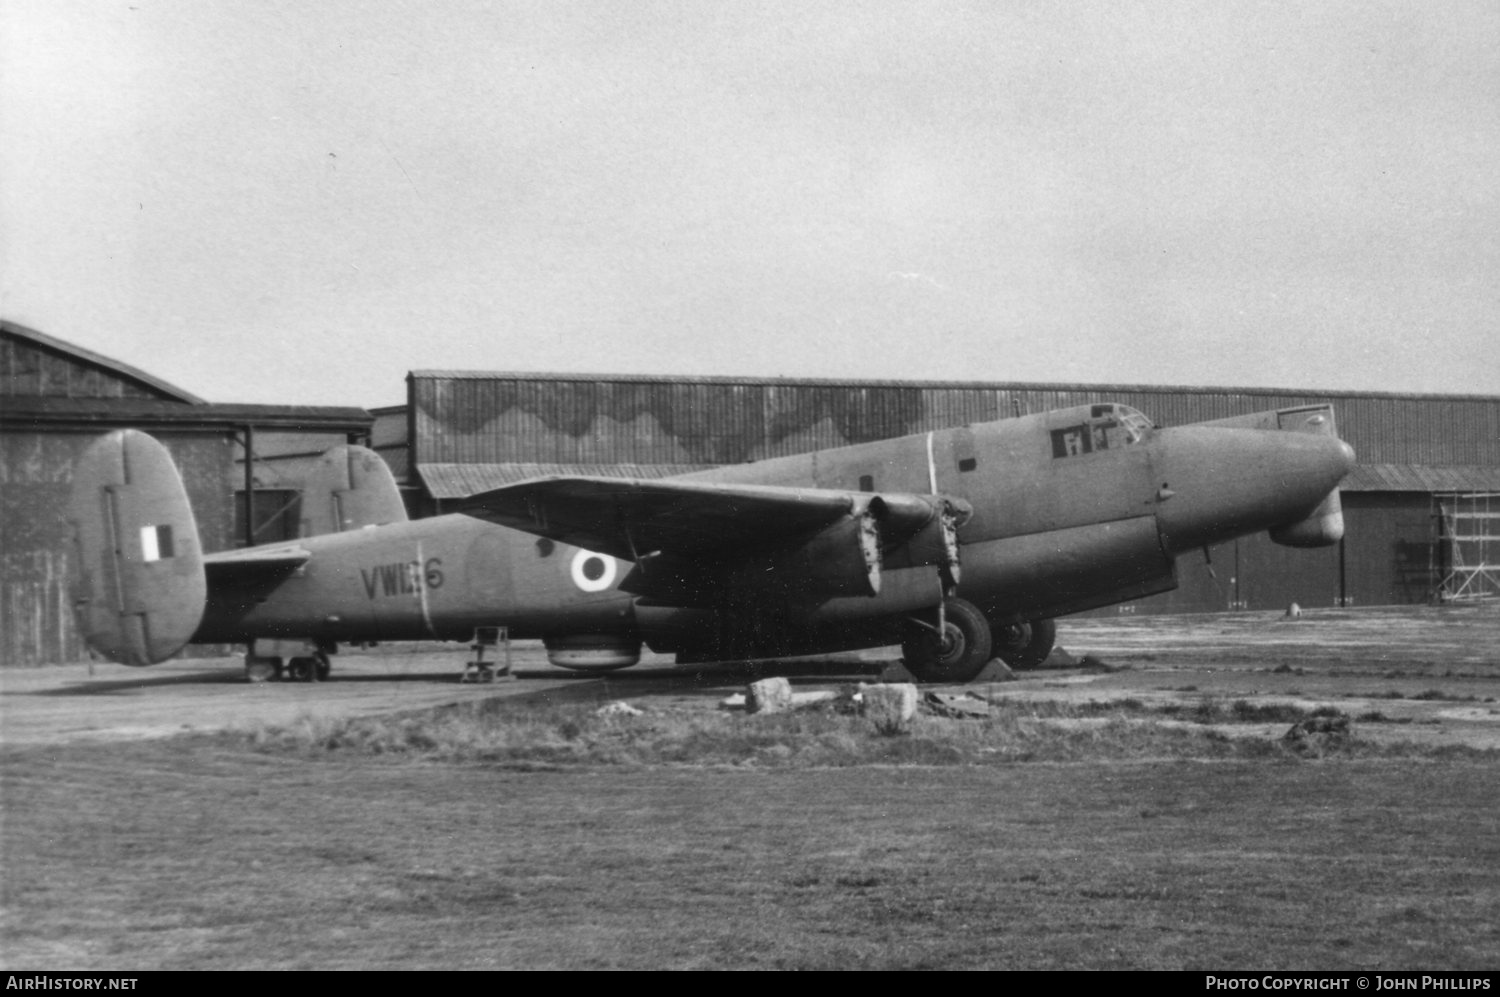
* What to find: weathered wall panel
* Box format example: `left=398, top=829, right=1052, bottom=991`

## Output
left=0, top=337, right=163, bottom=399
left=412, top=373, right=1500, bottom=473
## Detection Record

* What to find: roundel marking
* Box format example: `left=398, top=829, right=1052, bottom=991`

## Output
left=569, top=549, right=617, bottom=592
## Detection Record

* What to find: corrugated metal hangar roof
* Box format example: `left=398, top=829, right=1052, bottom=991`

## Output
left=1343, top=464, right=1500, bottom=493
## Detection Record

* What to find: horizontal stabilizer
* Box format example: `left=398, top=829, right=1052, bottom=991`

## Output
left=204, top=544, right=311, bottom=579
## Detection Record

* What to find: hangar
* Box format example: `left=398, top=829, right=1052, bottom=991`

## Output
left=3, top=325, right=1497, bottom=666
left=393, top=370, right=1500, bottom=615
left=0, top=321, right=371, bottom=665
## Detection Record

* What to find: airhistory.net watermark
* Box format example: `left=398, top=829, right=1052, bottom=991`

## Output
left=5, top=978, right=138, bottom=990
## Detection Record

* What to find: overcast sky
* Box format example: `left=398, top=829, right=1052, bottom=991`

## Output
left=3, top=1, right=1497, bottom=408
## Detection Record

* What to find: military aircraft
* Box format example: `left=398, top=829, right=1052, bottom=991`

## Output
left=66, top=401, right=1354, bottom=683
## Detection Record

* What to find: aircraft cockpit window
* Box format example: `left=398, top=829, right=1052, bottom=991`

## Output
left=1115, top=406, right=1154, bottom=444
left=1052, top=406, right=1154, bottom=458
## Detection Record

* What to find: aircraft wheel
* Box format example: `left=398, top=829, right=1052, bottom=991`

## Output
left=902, top=598, right=992, bottom=683
left=287, top=656, right=319, bottom=683
left=993, top=618, right=1057, bottom=670
left=314, top=652, right=331, bottom=682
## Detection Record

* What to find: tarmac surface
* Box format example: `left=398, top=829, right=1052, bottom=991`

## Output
left=3, top=604, right=1499, bottom=748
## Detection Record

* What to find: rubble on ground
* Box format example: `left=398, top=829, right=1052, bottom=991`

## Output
left=923, top=691, right=991, bottom=719
left=1282, top=713, right=1350, bottom=754
left=594, top=701, right=643, bottom=717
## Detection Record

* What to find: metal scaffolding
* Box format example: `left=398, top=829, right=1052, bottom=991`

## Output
left=1432, top=492, right=1500, bottom=602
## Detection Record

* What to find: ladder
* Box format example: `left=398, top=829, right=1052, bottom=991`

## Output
left=461, top=625, right=514, bottom=682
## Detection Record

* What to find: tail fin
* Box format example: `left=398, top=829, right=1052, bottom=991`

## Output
left=298, top=445, right=407, bottom=537
left=67, top=430, right=207, bottom=665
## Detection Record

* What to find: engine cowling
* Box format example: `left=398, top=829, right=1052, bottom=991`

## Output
left=731, top=511, right=883, bottom=598
left=871, top=494, right=968, bottom=588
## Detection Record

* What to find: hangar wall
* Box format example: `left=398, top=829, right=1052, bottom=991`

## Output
left=2, top=430, right=233, bottom=664
left=0, top=322, right=371, bottom=665
left=409, top=371, right=1500, bottom=468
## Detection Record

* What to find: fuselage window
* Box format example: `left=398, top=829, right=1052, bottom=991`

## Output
left=1052, top=426, right=1091, bottom=458
left=958, top=457, right=977, bottom=472
left=1053, top=406, right=1154, bottom=459
left=858, top=474, right=874, bottom=492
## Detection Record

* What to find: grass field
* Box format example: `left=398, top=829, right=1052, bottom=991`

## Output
left=4, top=695, right=1500, bottom=970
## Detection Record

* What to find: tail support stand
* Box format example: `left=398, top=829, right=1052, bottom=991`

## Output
left=461, top=626, right=513, bottom=683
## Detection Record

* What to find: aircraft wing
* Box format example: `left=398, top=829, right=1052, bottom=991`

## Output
left=457, top=476, right=866, bottom=561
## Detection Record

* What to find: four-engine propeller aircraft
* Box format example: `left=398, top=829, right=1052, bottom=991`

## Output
left=66, top=401, right=1355, bottom=683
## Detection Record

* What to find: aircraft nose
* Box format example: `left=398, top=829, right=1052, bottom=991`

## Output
left=1153, top=427, right=1356, bottom=555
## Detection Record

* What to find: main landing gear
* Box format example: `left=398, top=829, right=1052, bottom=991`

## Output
left=901, top=600, right=1060, bottom=683
left=901, top=597, right=993, bottom=684
left=244, top=648, right=332, bottom=683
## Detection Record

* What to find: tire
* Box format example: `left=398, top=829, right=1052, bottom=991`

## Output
left=314, top=653, right=331, bottom=682
left=287, top=656, right=318, bottom=683
left=992, top=618, right=1057, bottom=670
left=901, top=598, right=993, bottom=684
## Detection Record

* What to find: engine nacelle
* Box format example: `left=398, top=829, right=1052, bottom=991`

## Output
left=732, top=511, right=883, bottom=598
left=871, top=494, right=968, bottom=588
left=544, top=634, right=642, bottom=671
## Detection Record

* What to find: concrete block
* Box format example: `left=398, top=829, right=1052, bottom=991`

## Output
left=747, top=676, right=793, bottom=714
left=861, top=683, right=918, bottom=729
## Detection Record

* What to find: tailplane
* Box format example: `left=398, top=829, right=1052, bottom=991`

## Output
left=67, top=430, right=207, bottom=665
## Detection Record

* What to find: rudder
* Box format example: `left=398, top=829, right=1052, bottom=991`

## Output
left=67, top=430, right=207, bottom=665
